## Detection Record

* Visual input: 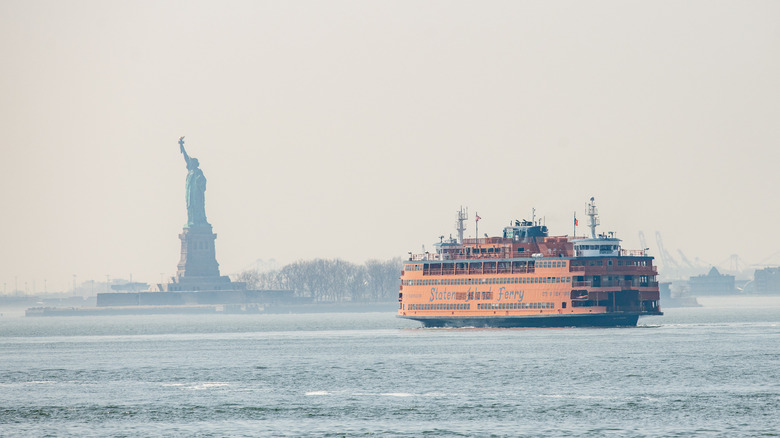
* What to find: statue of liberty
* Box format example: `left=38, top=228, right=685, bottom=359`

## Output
left=178, top=136, right=209, bottom=228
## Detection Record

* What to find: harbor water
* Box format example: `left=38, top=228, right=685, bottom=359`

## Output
left=1, top=297, right=779, bottom=437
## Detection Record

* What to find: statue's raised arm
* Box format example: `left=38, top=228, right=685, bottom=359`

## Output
left=179, top=136, right=191, bottom=166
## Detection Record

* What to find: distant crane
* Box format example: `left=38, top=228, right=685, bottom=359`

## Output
left=677, top=250, right=698, bottom=270
left=655, top=231, right=681, bottom=273
left=638, top=231, right=648, bottom=252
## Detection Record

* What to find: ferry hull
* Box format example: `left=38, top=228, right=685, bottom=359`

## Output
left=399, top=312, right=660, bottom=328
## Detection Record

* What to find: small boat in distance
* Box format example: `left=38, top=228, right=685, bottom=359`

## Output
left=397, top=198, right=662, bottom=327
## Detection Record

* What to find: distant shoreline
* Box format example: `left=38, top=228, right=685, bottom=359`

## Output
left=19, top=301, right=399, bottom=317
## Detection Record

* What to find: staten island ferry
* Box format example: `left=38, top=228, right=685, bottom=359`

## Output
left=398, top=198, right=662, bottom=327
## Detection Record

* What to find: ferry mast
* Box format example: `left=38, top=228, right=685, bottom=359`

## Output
left=456, top=207, right=468, bottom=244
left=586, top=197, right=600, bottom=238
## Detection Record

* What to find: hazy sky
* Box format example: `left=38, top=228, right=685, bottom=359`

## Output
left=2, top=0, right=779, bottom=292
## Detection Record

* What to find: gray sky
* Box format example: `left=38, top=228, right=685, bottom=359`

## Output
left=1, top=0, right=779, bottom=292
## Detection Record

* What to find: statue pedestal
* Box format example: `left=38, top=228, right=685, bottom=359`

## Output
left=176, top=225, right=223, bottom=282
left=152, top=225, right=247, bottom=292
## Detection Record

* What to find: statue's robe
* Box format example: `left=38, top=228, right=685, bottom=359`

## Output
left=185, top=167, right=208, bottom=227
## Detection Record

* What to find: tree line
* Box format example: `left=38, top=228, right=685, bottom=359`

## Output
left=234, top=258, right=404, bottom=303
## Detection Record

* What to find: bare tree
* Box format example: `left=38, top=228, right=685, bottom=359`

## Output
left=235, top=257, right=403, bottom=303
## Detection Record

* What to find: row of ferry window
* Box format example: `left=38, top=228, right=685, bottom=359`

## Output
left=406, top=302, right=554, bottom=311
left=477, top=302, right=554, bottom=310
left=407, top=303, right=471, bottom=311
left=403, top=277, right=572, bottom=286
left=536, top=261, right=566, bottom=268
left=571, top=259, right=651, bottom=267
left=405, top=260, right=567, bottom=271
left=575, top=245, right=618, bottom=251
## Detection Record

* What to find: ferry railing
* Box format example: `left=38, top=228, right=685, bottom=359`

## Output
left=416, top=251, right=577, bottom=261
left=419, top=266, right=537, bottom=276
left=621, top=249, right=649, bottom=257
left=595, top=280, right=632, bottom=288
left=410, top=253, right=445, bottom=261
left=605, top=265, right=655, bottom=272
left=569, top=265, right=657, bottom=274
left=462, top=237, right=506, bottom=245
left=443, top=253, right=512, bottom=260
left=572, top=280, right=658, bottom=289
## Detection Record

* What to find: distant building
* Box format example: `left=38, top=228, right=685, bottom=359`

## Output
left=110, top=282, right=150, bottom=292
left=659, top=282, right=700, bottom=307
left=753, top=267, right=780, bottom=294
left=688, top=267, right=736, bottom=296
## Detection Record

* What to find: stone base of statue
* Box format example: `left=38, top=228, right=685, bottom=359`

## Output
left=177, top=224, right=220, bottom=279
left=160, top=275, right=243, bottom=292
left=149, top=223, right=246, bottom=292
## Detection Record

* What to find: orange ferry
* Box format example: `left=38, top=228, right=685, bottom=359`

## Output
left=398, top=198, right=662, bottom=327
